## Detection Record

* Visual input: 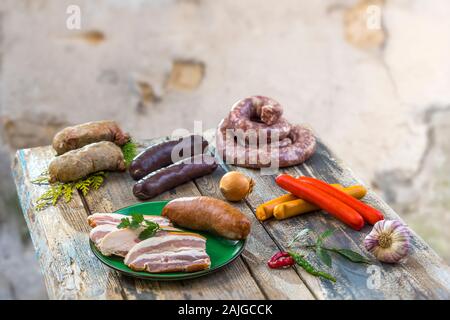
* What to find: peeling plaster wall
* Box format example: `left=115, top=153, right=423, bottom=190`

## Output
left=0, top=0, right=449, bottom=298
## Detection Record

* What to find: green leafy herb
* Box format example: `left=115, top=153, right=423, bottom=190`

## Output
left=121, top=140, right=138, bottom=167
left=316, top=246, right=332, bottom=268
left=287, top=228, right=371, bottom=268
left=318, top=229, right=334, bottom=242
left=33, top=171, right=107, bottom=211
left=327, top=248, right=371, bottom=264
left=117, top=218, right=131, bottom=229
left=116, top=213, right=161, bottom=240
left=288, top=251, right=336, bottom=282
left=315, top=229, right=334, bottom=267
left=131, top=213, right=144, bottom=224
left=287, top=228, right=310, bottom=248
left=138, top=222, right=160, bottom=240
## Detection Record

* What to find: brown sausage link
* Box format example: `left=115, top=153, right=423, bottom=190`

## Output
left=133, top=155, right=217, bottom=200
left=216, top=96, right=316, bottom=168
left=52, top=120, right=129, bottom=155
left=129, top=135, right=208, bottom=180
left=162, top=196, right=251, bottom=240
left=49, top=141, right=126, bottom=183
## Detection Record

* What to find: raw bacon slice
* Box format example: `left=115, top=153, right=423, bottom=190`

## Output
left=128, top=249, right=211, bottom=273
left=96, top=227, right=181, bottom=257
left=124, top=233, right=210, bottom=273
left=98, top=228, right=144, bottom=257
left=87, top=213, right=172, bottom=228
left=90, top=224, right=117, bottom=245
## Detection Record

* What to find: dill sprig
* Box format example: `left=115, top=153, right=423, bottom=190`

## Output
left=33, top=171, right=107, bottom=211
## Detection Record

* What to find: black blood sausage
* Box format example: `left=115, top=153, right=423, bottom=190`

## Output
left=133, top=155, right=218, bottom=200
left=129, top=135, right=209, bottom=180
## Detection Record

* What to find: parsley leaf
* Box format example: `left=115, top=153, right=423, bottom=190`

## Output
left=117, top=218, right=131, bottom=229
left=116, top=214, right=162, bottom=240
left=138, top=224, right=160, bottom=240
left=131, top=213, right=144, bottom=224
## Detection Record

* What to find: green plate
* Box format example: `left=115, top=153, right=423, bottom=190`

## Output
left=90, top=200, right=246, bottom=280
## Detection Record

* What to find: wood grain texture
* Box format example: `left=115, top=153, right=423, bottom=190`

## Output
left=12, top=147, right=126, bottom=299
left=81, top=138, right=265, bottom=300
left=294, top=142, right=450, bottom=299
left=11, top=137, right=450, bottom=300
left=194, top=160, right=315, bottom=300
left=231, top=141, right=450, bottom=299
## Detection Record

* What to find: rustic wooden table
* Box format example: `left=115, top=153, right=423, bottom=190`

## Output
left=12, top=137, right=450, bottom=300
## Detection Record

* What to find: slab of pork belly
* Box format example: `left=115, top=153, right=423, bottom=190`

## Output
left=127, top=249, right=211, bottom=273
left=124, top=233, right=207, bottom=265
left=97, top=228, right=178, bottom=257
left=89, top=224, right=117, bottom=245
left=87, top=213, right=172, bottom=228
left=98, top=227, right=145, bottom=257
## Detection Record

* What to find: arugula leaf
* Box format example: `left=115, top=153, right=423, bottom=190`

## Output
left=316, top=246, right=332, bottom=268
left=330, top=248, right=371, bottom=264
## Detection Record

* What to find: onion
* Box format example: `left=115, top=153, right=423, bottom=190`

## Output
left=219, top=171, right=254, bottom=202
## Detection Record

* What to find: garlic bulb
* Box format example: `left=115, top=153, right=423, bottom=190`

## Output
left=364, top=220, right=411, bottom=263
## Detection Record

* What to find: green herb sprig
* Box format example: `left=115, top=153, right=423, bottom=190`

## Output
left=32, top=171, right=107, bottom=211
left=117, top=213, right=161, bottom=240
left=121, top=140, right=138, bottom=167
left=289, top=229, right=371, bottom=268
left=288, top=251, right=336, bottom=282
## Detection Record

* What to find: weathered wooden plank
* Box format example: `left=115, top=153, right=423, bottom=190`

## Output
left=231, top=141, right=450, bottom=299
left=13, top=137, right=450, bottom=300
left=194, top=161, right=315, bottom=300
left=293, top=141, right=450, bottom=299
left=11, top=147, right=126, bottom=299
left=82, top=139, right=265, bottom=300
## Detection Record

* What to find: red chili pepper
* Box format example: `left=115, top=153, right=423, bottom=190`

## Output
left=268, top=251, right=295, bottom=269
left=298, top=176, right=384, bottom=225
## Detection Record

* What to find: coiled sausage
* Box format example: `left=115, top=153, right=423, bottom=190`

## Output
left=216, top=96, right=316, bottom=168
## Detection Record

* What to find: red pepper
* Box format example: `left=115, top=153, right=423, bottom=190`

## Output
left=268, top=251, right=295, bottom=269
left=275, top=174, right=365, bottom=230
left=298, top=176, right=384, bottom=225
